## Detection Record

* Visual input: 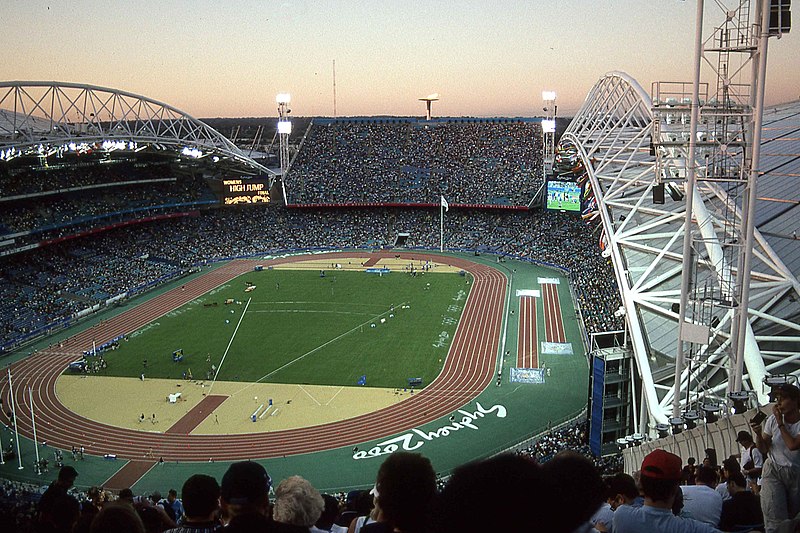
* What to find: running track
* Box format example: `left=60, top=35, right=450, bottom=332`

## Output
left=0, top=252, right=505, bottom=463
left=541, top=282, right=566, bottom=343
left=516, top=296, right=538, bottom=368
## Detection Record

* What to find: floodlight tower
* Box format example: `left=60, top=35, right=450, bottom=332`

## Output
left=276, top=93, right=292, bottom=177
left=419, top=93, right=440, bottom=121
left=648, top=0, right=792, bottom=424
left=542, top=90, right=557, bottom=177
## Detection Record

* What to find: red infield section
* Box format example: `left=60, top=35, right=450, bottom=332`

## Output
left=516, top=296, right=538, bottom=368
left=541, top=283, right=566, bottom=343
left=0, top=252, right=505, bottom=464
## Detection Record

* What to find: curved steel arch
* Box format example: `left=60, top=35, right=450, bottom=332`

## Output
left=0, top=81, right=273, bottom=176
left=564, top=72, right=800, bottom=428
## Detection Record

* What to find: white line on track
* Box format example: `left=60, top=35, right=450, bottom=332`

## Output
left=297, top=385, right=322, bottom=406
left=207, top=297, right=252, bottom=395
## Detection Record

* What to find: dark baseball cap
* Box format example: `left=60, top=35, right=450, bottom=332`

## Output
left=773, top=383, right=800, bottom=401
left=735, top=430, right=753, bottom=443
left=221, top=461, right=272, bottom=505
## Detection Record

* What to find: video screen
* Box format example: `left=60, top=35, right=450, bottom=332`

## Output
left=545, top=180, right=582, bottom=212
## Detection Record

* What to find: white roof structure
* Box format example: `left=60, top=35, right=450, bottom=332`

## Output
left=563, top=71, right=800, bottom=427
left=0, top=81, right=273, bottom=176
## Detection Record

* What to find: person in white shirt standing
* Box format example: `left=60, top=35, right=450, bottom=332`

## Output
left=751, top=383, right=800, bottom=533
left=735, top=430, right=763, bottom=494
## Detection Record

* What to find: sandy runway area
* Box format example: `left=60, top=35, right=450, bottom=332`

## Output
left=56, top=375, right=414, bottom=435
left=271, top=256, right=465, bottom=273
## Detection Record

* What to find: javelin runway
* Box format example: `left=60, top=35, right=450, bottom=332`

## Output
left=0, top=252, right=506, bottom=463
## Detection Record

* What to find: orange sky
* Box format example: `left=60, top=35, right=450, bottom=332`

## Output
left=2, top=1, right=798, bottom=118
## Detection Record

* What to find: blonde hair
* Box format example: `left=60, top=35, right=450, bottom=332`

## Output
left=272, top=475, right=324, bottom=527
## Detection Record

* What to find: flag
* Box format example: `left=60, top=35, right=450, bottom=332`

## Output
left=440, top=195, right=449, bottom=212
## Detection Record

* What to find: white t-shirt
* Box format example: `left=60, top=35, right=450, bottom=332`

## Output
left=740, top=444, right=763, bottom=484
left=763, top=414, right=800, bottom=468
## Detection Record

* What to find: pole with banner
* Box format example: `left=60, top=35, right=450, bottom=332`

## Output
left=440, top=195, right=448, bottom=252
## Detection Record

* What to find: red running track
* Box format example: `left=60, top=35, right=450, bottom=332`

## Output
left=542, top=283, right=566, bottom=343
left=516, top=296, right=538, bottom=369
left=0, top=252, right=506, bottom=462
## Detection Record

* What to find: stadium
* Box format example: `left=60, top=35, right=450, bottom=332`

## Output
left=1, top=1, right=799, bottom=531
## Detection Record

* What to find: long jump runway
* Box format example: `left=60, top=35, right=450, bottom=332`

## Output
left=0, top=252, right=506, bottom=464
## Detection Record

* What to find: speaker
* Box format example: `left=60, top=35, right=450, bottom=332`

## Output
left=653, top=183, right=665, bottom=204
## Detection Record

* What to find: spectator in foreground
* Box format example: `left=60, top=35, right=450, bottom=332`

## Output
left=715, top=458, right=741, bottom=502
left=613, top=449, right=722, bottom=533
left=163, top=474, right=220, bottom=533
left=543, top=451, right=606, bottom=533
left=681, top=465, right=723, bottom=527
left=594, top=473, right=641, bottom=532
left=435, top=453, right=548, bottom=533
left=718, top=471, right=763, bottom=532
left=365, top=452, right=437, bottom=533
left=219, top=460, right=273, bottom=532
left=38, top=466, right=79, bottom=517
left=272, top=475, right=325, bottom=532
left=753, top=383, right=800, bottom=533
left=90, top=501, right=146, bottom=533
left=313, top=493, right=344, bottom=533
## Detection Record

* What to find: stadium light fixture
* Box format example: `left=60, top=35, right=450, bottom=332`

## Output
left=542, top=90, right=557, bottom=102
left=542, top=119, right=556, bottom=133
left=276, top=93, right=291, bottom=104
left=278, top=120, right=292, bottom=135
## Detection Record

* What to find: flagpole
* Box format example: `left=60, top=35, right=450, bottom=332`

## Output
left=29, top=387, right=40, bottom=472
left=7, top=369, right=23, bottom=469
left=440, top=201, right=443, bottom=252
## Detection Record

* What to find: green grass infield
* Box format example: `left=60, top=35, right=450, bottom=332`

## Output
left=88, top=268, right=472, bottom=389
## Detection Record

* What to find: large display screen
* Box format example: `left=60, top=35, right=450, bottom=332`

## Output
left=545, top=180, right=582, bottom=212
left=222, top=178, right=270, bottom=205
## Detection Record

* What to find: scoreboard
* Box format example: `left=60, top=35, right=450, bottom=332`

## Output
left=545, top=180, right=582, bottom=212
left=221, top=178, right=270, bottom=205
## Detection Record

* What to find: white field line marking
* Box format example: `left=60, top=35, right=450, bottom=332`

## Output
left=297, top=384, right=322, bottom=406
left=207, top=297, right=252, bottom=395
left=250, top=310, right=374, bottom=316
left=233, top=302, right=408, bottom=396
left=325, top=386, right=344, bottom=406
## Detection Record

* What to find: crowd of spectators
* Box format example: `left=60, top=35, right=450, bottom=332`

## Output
left=0, top=162, right=215, bottom=242
left=9, top=382, right=794, bottom=533
left=0, top=205, right=622, bottom=350
left=0, top=415, right=624, bottom=533
left=516, top=421, right=624, bottom=476
left=286, top=119, right=543, bottom=207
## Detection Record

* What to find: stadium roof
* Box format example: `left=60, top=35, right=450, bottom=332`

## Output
left=563, top=72, right=800, bottom=426
left=754, top=101, right=800, bottom=276
left=0, top=81, right=273, bottom=177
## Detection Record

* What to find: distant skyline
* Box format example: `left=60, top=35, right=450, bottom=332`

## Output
left=3, top=1, right=798, bottom=118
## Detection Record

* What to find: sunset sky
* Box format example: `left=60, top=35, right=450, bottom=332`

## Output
left=3, top=0, right=798, bottom=118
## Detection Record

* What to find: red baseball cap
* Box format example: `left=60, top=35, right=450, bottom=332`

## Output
left=641, top=449, right=682, bottom=480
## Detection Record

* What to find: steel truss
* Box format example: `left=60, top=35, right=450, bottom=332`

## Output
left=563, top=71, right=800, bottom=428
left=0, top=81, right=272, bottom=176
